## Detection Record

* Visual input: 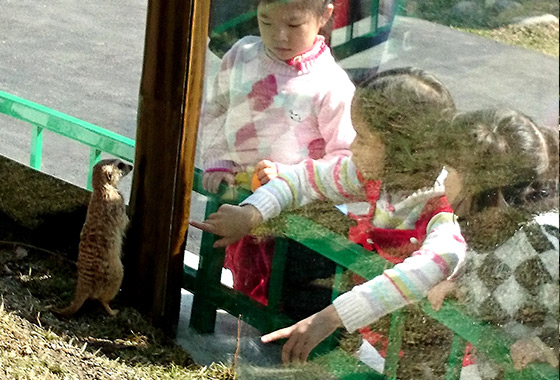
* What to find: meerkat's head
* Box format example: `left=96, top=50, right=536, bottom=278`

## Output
left=92, top=159, right=133, bottom=189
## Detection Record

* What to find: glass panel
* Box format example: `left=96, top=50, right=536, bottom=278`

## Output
left=186, top=0, right=559, bottom=379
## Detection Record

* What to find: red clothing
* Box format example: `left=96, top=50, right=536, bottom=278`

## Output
left=349, top=178, right=453, bottom=356
left=225, top=236, right=275, bottom=305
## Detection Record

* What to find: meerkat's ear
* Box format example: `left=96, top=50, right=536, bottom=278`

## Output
left=106, top=167, right=113, bottom=182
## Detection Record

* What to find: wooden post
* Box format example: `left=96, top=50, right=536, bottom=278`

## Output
left=124, top=0, right=210, bottom=335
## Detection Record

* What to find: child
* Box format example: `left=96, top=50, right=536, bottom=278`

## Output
left=191, top=67, right=467, bottom=364
left=198, top=0, right=356, bottom=306
left=255, top=110, right=557, bottom=369
left=200, top=0, right=355, bottom=191
left=427, top=109, right=559, bottom=378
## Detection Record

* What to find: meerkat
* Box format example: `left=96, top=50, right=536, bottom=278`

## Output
left=55, top=158, right=132, bottom=318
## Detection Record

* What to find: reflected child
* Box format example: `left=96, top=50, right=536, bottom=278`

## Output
left=192, top=67, right=468, bottom=364
left=428, top=108, right=559, bottom=376
left=199, top=0, right=356, bottom=307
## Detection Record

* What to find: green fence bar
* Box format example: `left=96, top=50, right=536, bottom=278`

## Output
left=0, top=90, right=134, bottom=188
left=445, top=334, right=467, bottom=380
left=29, top=124, right=43, bottom=170
left=384, top=310, right=406, bottom=379
left=370, top=0, right=380, bottom=34
left=0, top=91, right=135, bottom=162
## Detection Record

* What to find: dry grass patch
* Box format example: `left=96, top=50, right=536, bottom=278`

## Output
left=0, top=245, right=236, bottom=380
left=459, top=22, right=559, bottom=56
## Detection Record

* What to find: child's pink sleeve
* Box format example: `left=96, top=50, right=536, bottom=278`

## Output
left=199, top=45, right=237, bottom=172
left=316, top=78, right=356, bottom=161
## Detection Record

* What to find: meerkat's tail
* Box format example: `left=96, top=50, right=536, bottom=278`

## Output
left=53, top=292, right=88, bottom=318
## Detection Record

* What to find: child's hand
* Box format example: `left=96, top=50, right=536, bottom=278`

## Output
left=261, top=305, right=342, bottom=364
left=510, top=337, right=559, bottom=370
left=427, top=280, right=456, bottom=311
left=254, top=160, right=279, bottom=186
left=189, top=204, right=263, bottom=247
left=203, top=171, right=236, bottom=194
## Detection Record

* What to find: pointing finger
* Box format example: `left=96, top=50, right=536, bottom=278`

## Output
left=189, top=220, right=215, bottom=234
left=261, top=326, right=293, bottom=344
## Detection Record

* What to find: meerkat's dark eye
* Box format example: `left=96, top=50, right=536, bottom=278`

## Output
left=117, top=162, right=125, bottom=170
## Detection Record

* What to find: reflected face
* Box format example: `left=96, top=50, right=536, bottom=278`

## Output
left=350, top=105, right=386, bottom=179
left=257, top=2, right=332, bottom=61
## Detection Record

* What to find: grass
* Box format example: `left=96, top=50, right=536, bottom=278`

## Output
left=1, top=1, right=557, bottom=378
left=0, top=155, right=238, bottom=380
left=0, top=245, right=237, bottom=380
left=458, top=22, right=559, bottom=56
left=411, top=0, right=559, bottom=56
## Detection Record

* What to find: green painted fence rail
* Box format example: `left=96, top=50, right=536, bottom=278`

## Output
left=1, top=90, right=556, bottom=380
left=0, top=90, right=135, bottom=189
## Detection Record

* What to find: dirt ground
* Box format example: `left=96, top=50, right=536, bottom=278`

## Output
left=0, top=240, right=458, bottom=380
left=0, top=244, right=236, bottom=380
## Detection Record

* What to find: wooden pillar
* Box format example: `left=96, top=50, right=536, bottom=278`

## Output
left=124, top=0, right=210, bottom=335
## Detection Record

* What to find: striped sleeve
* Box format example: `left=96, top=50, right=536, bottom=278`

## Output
left=333, top=212, right=466, bottom=332
left=240, top=156, right=364, bottom=221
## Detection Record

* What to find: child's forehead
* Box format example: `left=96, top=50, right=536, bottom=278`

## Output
left=257, top=1, right=313, bottom=19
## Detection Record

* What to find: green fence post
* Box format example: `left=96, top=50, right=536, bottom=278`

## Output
left=370, top=0, right=380, bottom=33
left=87, top=148, right=102, bottom=190
left=189, top=197, right=223, bottom=333
left=445, top=334, right=467, bottom=380
left=29, top=125, right=43, bottom=170
left=267, top=237, right=288, bottom=314
left=384, top=309, right=407, bottom=379
left=347, top=5, right=354, bottom=43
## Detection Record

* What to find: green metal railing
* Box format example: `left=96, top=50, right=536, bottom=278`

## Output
left=332, top=0, right=399, bottom=59
left=1, top=90, right=557, bottom=380
left=0, top=90, right=135, bottom=189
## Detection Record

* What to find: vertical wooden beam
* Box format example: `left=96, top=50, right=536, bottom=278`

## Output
left=124, top=0, right=210, bottom=335
left=169, top=0, right=212, bottom=332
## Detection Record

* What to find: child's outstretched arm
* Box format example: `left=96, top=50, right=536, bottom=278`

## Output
left=262, top=212, right=467, bottom=364
left=189, top=204, right=263, bottom=247
left=191, top=156, right=364, bottom=245
left=332, top=212, right=466, bottom=333
left=243, top=156, right=363, bottom=221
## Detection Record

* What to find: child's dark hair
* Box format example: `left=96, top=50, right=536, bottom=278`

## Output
left=359, top=67, right=456, bottom=114
left=256, top=0, right=332, bottom=17
left=353, top=67, right=456, bottom=190
left=450, top=108, right=557, bottom=210
left=452, top=109, right=558, bottom=249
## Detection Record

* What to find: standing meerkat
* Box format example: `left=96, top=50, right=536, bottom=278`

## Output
left=55, top=158, right=132, bottom=318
